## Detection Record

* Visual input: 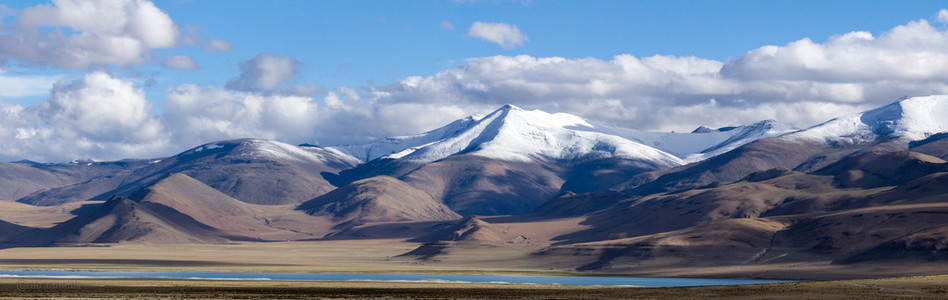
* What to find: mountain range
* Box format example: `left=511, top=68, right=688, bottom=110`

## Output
left=1, top=95, right=947, bottom=278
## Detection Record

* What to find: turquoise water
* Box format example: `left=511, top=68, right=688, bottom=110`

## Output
left=0, top=270, right=792, bottom=287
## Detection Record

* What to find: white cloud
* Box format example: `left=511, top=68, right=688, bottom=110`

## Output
left=35, top=72, right=159, bottom=141
left=226, top=54, right=300, bottom=91
left=722, top=21, right=948, bottom=82
left=0, top=0, right=181, bottom=69
left=366, top=15, right=948, bottom=133
left=164, top=85, right=328, bottom=148
left=0, top=71, right=168, bottom=161
left=938, top=9, right=948, bottom=24
left=468, top=21, right=527, bottom=49
left=162, top=55, right=198, bottom=70
left=441, top=20, right=454, bottom=30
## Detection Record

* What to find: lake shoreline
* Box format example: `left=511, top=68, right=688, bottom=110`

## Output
left=0, top=270, right=792, bottom=287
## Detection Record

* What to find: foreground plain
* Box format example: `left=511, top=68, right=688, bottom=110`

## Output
left=3, top=241, right=948, bottom=281
left=2, top=275, right=948, bottom=299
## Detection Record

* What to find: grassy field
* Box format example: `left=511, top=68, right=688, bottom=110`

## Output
left=1, top=275, right=948, bottom=299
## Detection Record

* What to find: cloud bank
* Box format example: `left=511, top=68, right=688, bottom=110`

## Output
left=4, top=10, right=948, bottom=162
left=371, top=18, right=948, bottom=133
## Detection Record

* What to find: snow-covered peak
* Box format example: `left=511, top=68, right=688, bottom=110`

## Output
left=595, top=119, right=797, bottom=162
left=781, top=95, right=948, bottom=146
left=180, top=139, right=360, bottom=165
left=333, top=105, right=685, bottom=166
left=331, top=115, right=481, bottom=162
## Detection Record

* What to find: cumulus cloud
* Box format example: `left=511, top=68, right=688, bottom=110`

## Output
left=0, top=71, right=168, bottom=161
left=721, top=22, right=948, bottom=82
left=164, top=84, right=322, bottom=146
left=468, top=21, right=527, bottom=49
left=226, top=54, right=301, bottom=91
left=938, top=9, right=948, bottom=24
left=0, top=0, right=181, bottom=69
left=162, top=55, right=198, bottom=70
left=35, top=72, right=160, bottom=141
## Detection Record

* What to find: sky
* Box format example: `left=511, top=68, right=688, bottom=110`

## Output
left=0, top=0, right=948, bottom=162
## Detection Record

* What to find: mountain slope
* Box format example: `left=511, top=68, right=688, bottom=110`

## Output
left=298, top=176, right=461, bottom=226
left=0, top=219, right=33, bottom=241
left=328, top=105, right=692, bottom=216
left=399, top=155, right=566, bottom=215
left=811, top=151, right=946, bottom=188
left=129, top=173, right=266, bottom=233
left=559, top=150, right=948, bottom=244
left=17, top=196, right=235, bottom=245
left=512, top=151, right=948, bottom=275
left=17, top=139, right=361, bottom=206
left=0, top=160, right=144, bottom=201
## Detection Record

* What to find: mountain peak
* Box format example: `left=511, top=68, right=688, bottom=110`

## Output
left=691, top=126, right=714, bottom=134
left=331, top=104, right=805, bottom=165
left=333, top=106, right=684, bottom=166
left=497, top=103, right=523, bottom=111
left=781, top=95, right=948, bottom=146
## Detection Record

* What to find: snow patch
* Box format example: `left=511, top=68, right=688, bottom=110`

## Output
left=185, top=143, right=224, bottom=155
left=236, top=140, right=335, bottom=164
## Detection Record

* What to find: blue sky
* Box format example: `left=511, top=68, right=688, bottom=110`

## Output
left=1, top=0, right=948, bottom=161
left=159, top=0, right=946, bottom=92
left=8, top=0, right=945, bottom=105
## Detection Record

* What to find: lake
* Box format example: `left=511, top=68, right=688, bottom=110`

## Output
left=0, top=270, right=792, bottom=286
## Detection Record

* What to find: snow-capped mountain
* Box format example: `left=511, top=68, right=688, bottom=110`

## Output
left=332, top=105, right=794, bottom=166
left=184, top=139, right=361, bottom=166
left=622, top=95, right=948, bottom=195
left=599, top=120, right=797, bottom=163
left=781, top=95, right=948, bottom=146
left=333, top=104, right=685, bottom=167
